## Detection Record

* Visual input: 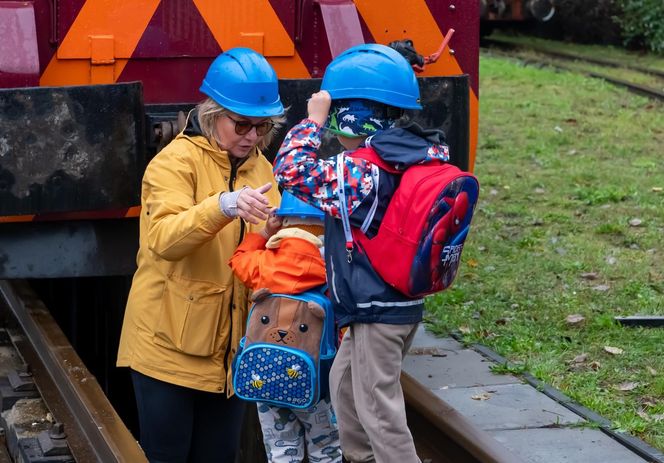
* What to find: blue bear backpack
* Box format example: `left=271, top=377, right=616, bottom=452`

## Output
left=232, top=287, right=337, bottom=409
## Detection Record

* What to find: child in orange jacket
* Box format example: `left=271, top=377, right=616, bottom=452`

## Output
left=229, top=192, right=341, bottom=462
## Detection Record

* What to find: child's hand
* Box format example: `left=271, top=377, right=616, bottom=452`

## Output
left=260, top=209, right=283, bottom=239
left=307, top=91, right=332, bottom=126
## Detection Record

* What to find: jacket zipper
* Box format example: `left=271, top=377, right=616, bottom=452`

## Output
left=330, top=259, right=341, bottom=304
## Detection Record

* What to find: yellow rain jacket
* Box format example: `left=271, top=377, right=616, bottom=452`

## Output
left=116, top=127, right=279, bottom=394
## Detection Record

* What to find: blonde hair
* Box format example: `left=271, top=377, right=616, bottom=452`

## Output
left=197, top=98, right=286, bottom=150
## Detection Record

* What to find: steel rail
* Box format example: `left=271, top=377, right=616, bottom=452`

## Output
left=527, top=57, right=664, bottom=101
left=482, top=38, right=664, bottom=79
left=0, top=280, right=147, bottom=463
left=0, top=277, right=523, bottom=463
left=482, top=45, right=664, bottom=101
left=401, top=371, right=525, bottom=463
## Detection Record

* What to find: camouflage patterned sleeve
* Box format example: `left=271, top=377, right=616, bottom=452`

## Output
left=273, top=119, right=375, bottom=219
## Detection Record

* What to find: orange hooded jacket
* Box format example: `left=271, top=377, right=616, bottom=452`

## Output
left=229, top=229, right=326, bottom=294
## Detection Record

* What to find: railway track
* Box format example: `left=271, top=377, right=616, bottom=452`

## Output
left=0, top=280, right=145, bottom=463
left=0, top=280, right=522, bottom=463
left=481, top=37, right=664, bottom=101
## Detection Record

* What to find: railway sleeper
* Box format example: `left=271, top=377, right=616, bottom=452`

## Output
left=1, top=398, right=74, bottom=462
left=0, top=332, right=75, bottom=462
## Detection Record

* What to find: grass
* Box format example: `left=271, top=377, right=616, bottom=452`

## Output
left=425, top=52, right=664, bottom=450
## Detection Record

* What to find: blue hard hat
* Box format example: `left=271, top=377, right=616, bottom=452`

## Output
left=276, top=191, right=325, bottom=220
left=321, top=44, right=422, bottom=110
left=200, top=48, right=284, bottom=117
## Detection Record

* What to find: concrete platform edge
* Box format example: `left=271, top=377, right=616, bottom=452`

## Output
left=449, top=332, right=664, bottom=463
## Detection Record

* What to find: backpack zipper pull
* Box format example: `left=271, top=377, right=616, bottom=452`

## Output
left=346, top=243, right=353, bottom=263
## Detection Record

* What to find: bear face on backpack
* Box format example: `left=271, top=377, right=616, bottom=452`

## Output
left=244, top=288, right=325, bottom=363
left=232, top=287, right=336, bottom=409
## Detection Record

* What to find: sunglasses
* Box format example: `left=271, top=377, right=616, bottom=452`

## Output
left=226, top=115, right=274, bottom=136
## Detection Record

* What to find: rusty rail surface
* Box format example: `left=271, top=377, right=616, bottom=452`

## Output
left=0, top=280, right=147, bottom=463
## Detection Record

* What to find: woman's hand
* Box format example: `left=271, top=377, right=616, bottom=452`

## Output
left=307, top=91, right=332, bottom=126
left=236, top=183, right=275, bottom=224
left=260, top=210, right=283, bottom=239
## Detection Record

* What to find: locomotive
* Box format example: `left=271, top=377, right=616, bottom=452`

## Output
left=0, top=0, right=479, bottom=446
left=481, top=0, right=555, bottom=22
left=480, top=0, right=555, bottom=35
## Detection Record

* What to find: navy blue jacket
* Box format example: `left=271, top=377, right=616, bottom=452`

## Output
left=274, top=120, right=450, bottom=327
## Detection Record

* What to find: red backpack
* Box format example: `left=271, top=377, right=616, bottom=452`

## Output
left=338, top=147, right=479, bottom=298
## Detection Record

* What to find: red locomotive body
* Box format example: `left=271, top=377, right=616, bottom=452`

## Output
left=0, top=3, right=480, bottom=454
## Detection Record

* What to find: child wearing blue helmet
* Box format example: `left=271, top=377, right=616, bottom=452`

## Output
left=274, top=44, right=450, bottom=463
left=229, top=192, right=342, bottom=462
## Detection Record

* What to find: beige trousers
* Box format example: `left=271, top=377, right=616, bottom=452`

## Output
left=329, top=322, right=420, bottom=463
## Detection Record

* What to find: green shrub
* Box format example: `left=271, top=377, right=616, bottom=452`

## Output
left=616, top=0, right=664, bottom=53
left=553, top=0, right=623, bottom=45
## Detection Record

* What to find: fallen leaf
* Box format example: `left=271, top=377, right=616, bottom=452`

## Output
left=592, top=284, right=610, bottom=292
left=566, top=314, right=585, bottom=325
left=629, top=218, right=643, bottom=227
left=571, top=353, right=588, bottom=364
left=458, top=325, right=471, bottom=335
left=471, top=392, right=492, bottom=401
left=409, top=347, right=447, bottom=356
left=580, top=272, right=598, bottom=280
left=606, top=256, right=617, bottom=265
left=637, top=410, right=651, bottom=421
left=641, top=398, right=658, bottom=408
left=589, top=361, right=601, bottom=370
left=604, top=346, right=624, bottom=355
left=652, top=187, right=662, bottom=193
left=467, top=259, right=479, bottom=268
left=615, top=381, right=639, bottom=391
left=647, top=366, right=657, bottom=376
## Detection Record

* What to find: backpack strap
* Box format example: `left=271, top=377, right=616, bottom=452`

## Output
left=350, top=147, right=401, bottom=174
left=336, top=153, right=354, bottom=263
left=336, top=151, right=383, bottom=261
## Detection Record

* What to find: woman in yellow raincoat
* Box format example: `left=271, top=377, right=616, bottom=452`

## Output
left=117, top=47, right=284, bottom=463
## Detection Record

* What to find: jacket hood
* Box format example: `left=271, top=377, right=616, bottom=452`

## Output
left=183, top=108, right=205, bottom=138
left=177, top=108, right=261, bottom=173
left=364, top=122, right=449, bottom=170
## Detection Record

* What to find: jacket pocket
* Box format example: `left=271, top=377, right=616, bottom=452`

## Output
left=153, top=276, right=227, bottom=357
